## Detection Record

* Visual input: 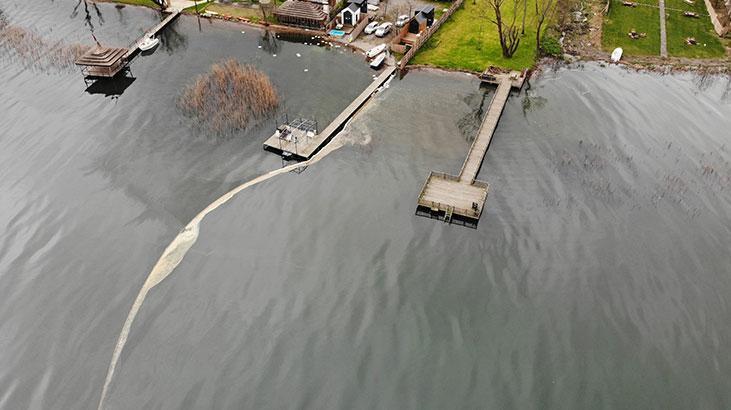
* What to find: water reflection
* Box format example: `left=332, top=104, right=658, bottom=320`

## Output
left=70, top=0, right=105, bottom=32
left=84, top=72, right=136, bottom=98
left=258, top=29, right=280, bottom=54
left=158, top=19, right=188, bottom=54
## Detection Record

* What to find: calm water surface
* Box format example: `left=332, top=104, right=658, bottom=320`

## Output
left=1, top=1, right=731, bottom=409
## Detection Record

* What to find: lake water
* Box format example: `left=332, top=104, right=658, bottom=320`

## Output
left=1, top=1, right=731, bottom=409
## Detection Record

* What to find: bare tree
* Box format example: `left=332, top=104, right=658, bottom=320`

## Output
left=534, top=0, right=554, bottom=53
left=260, top=0, right=274, bottom=24
left=485, top=0, right=522, bottom=58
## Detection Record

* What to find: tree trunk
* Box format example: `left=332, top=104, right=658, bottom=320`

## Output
left=522, top=0, right=527, bottom=34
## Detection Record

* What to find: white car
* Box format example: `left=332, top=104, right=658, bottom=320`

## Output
left=395, top=14, right=409, bottom=27
left=364, top=21, right=380, bottom=35
left=375, top=22, right=392, bottom=37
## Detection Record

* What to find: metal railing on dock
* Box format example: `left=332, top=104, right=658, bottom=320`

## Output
left=263, top=66, right=396, bottom=160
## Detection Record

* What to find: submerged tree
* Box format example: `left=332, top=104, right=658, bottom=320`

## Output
left=485, top=0, right=522, bottom=58
left=179, top=59, right=279, bottom=133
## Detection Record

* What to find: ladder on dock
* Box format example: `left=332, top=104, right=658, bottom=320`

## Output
left=444, top=206, right=454, bottom=223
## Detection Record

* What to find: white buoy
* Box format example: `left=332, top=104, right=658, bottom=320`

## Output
left=296, top=53, right=301, bottom=57
left=273, top=54, right=277, bottom=57
left=304, top=68, right=309, bottom=72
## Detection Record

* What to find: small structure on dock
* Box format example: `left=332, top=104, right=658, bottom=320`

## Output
left=75, top=47, right=129, bottom=78
left=416, top=70, right=525, bottom=226
left=74, top=10, right=180, bottom=80
left=263, top=66, right=396, bottom=160
left=267, top=117, right=319, bottom=159
left=480, top=67, right=526, bottom=88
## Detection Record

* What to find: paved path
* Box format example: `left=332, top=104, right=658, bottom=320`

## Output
left=659, top=0, right=668, bottom=57
left=166, top=0, right=197, bottom=11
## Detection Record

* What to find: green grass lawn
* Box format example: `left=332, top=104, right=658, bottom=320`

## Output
left=664, top=0, right=725, bottom=57
left=410, top=0, right=545, bottom=71
left=602, top=0, right=661, bottom=55
left=602, top=0, right=724, bottom=58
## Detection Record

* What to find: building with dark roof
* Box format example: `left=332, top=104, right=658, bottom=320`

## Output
left=274, top=0, right=329, bottom=29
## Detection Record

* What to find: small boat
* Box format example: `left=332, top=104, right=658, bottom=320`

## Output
left=139, top=36, right=159, bottom=52
left=366, top=43, right=387, bottom=59
left=369, top=52, right=386, bottom=69
left=610, top=47, right=623, bottom=63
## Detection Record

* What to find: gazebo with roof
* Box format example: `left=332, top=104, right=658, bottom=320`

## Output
left=273, top=0, right=329, bottom=29
left=74, top=46, right=130, bottom=78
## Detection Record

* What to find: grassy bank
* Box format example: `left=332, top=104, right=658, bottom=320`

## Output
left=108, top=0, right=161, bottom=8
left=410, top=0, right=546, bottom=71
left=602, top=0, right=661, bottom=55
left=665, top=0, right=725, bottom=58
left=602, top=0, right=724, bottom=58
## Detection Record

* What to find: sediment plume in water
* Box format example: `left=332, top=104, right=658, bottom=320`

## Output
left=178, top=59, right=280, bottom=133
left=0, top=18, right=91, bottom=71
left=96, top=136, right=347, bottom=410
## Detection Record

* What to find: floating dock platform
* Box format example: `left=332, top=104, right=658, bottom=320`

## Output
left=416, top=70, right=524, bottom=225
left=263, top=66, right=396, bottom=160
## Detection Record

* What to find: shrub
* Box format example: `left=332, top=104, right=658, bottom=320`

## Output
left=540, top=34, right=562, bottom=57
left=179, top=59, right=279, bottom=133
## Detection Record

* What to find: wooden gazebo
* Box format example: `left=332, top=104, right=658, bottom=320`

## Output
left=75, top=46, right=129, bottom=78
left=273, top=1, right=328, bottom=29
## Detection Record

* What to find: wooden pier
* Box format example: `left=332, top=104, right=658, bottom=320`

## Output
left=416, top=71, right=524, bottom=224
left=125, top=10, right=181, bottom=58
left=263, top=66, right=396, bottom=160
left=75, top=10, right=180, bottom=79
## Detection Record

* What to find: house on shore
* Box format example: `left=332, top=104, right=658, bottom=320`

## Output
left=390, top=5, right=436, bottom=52
left=274, top=0, right=330, bottom=29
left=408, top=5, right=435, bottom=34
left=338, top=0, right=368, bottom=27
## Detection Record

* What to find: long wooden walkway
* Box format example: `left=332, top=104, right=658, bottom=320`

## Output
left=459, top=79, right=511, bottom=183
left=417, top=72, right=523, bottom=224
left=263, top=66, right=396, bottom=160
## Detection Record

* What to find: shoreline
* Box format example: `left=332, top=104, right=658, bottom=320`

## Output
left=92, top=0, right=370, bottom=54
left=96, top=0, right=728, bottom=75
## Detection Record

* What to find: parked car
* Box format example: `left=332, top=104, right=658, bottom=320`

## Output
left=375, top=22, right=392, bottom=37
left=395, top=14, right=409, bottom=27
left=364, top=21, right=380, bottom=35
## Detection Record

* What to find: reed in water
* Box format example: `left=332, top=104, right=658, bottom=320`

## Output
left=178, top=59, right=279, bottom=133
left=0, top=19, right=91, bottom=70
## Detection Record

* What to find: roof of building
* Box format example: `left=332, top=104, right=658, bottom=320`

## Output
left=274, top=0, right=328, bottom=21
left=412, top=13, right=427, bottom=24
left=344, top=3, right=359, bottom=12
left=74, top=47, right=128, bottom=67
left=417, top=4, right=435, bottom=14
left=348, top=0, right=366, bottom=5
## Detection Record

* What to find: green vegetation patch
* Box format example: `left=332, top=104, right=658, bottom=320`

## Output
left=664, top=0, right=725, bottom=57
left=602, top=0, right=725, bottom=58
left=110, top=0, right=162, bottom=8
left=602, top=0, right=661, bottom=56
left=410, top=0, right=548, bottom=72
